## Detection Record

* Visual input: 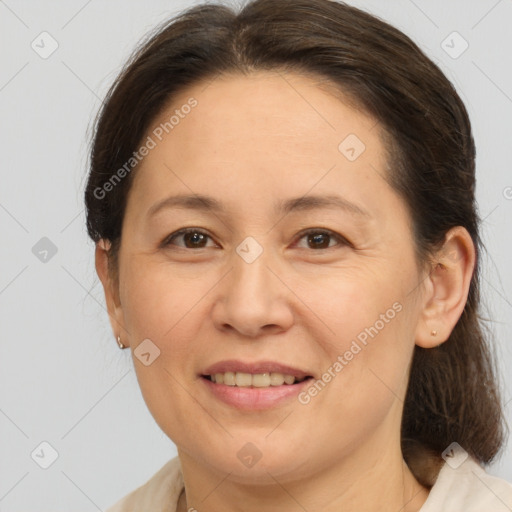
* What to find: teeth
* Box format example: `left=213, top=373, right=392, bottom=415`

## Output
left=209, top=372, right=306, bottom=387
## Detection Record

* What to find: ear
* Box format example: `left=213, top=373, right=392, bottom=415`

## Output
left=95, top=239, right=129, bottom=347
left=414, top=226, right=476, bottom=348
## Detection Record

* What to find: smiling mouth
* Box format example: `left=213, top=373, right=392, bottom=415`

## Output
left=201, top=372, right=314, bottom=388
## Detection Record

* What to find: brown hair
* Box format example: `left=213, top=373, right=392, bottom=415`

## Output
left=84, top=0, right=508, bottom=486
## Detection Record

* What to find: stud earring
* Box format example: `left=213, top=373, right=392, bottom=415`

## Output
left=431, top=330, right=437, bottom=336
left=117, top=335, right=126, bottom=349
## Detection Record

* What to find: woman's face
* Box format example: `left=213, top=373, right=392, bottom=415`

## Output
left=103, top=71, right=430, bottom=482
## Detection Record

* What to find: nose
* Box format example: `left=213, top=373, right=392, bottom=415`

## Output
left=211, top=243, right=294, bottom=338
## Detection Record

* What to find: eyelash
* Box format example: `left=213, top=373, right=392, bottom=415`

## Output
left=161, top=227, right=351, bottom=251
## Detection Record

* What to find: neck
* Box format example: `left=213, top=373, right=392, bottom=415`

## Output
left=176, top=435, right=430, bottom=512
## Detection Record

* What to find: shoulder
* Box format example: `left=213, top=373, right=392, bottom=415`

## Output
left=105, top=456, right=184, bottom=512
left=421, top=456, right=512, bottom=511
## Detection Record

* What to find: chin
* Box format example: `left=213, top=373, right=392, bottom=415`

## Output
left=190, top=439, right=314, bottom=484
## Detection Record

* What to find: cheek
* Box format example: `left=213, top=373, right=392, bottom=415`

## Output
left=120, top=257, right=207, bottom=342
left=305, top=270, right=414, bottom=402
left=120, top=261, right=205, bottom=441
left=301, top=267, right=406, bottom=344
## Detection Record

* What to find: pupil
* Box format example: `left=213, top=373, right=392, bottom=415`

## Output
left=309, top=233, right=329, bottom=249
left=186, top=232, right=205, bottom=247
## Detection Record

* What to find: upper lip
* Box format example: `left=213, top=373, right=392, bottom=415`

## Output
left=202, top=360, right=313, bottom=379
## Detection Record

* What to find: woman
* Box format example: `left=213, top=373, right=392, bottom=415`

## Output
left=85, top=0, right=512, bottom=510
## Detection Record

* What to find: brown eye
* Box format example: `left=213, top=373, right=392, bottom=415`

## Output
left=295, top=229, right=349, bottom=250
left=163, top=229, right=214, bottom=249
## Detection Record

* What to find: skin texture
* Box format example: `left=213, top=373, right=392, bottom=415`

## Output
left=96, top=71, right=476, bottom=512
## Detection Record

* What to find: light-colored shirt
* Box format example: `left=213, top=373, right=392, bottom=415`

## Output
left=105, top=455, right=512, bottom=511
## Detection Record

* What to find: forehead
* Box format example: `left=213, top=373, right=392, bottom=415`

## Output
left=122, top=69, right=405, bottom=232
left=162, top=70, right=376, bottom=152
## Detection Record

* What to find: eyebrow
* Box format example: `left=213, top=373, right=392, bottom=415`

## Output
left=146, top=193, right=371, bottom=219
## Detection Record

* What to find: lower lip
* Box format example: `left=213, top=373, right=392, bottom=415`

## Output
left=200, top=376, right=312, bottom=410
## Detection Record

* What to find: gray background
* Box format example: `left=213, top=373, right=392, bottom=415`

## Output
left=1, top=0, right=511, bottom=510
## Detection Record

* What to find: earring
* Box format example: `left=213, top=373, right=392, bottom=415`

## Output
left=117, top=335, right=126, bottom=349
left=431, top=330, right=437, bottom=336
